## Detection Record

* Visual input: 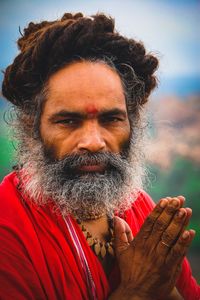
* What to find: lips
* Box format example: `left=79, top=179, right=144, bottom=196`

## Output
left=78, top=164, right=105, bottom=172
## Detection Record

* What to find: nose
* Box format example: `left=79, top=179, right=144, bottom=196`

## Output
left=77, top=122, right=106, bottom=153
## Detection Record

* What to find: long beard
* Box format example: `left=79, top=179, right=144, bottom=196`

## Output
left=17, top=127, right=146, bottom=220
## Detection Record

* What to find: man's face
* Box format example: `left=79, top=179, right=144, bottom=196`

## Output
left=40, top=61, right=131, bottom=164
left=20, top=61, right=143, bottom=220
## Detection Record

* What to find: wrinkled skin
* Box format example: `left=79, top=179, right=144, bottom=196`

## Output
left=110, top=196, right=195, bottom=300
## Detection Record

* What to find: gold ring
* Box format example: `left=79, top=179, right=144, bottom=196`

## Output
left=161, top=241, right=170, bottom=248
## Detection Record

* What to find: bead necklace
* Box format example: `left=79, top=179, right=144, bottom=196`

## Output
left=15, top=172, right=115, bottom=260
left=76, top=217, right=115, bottom=259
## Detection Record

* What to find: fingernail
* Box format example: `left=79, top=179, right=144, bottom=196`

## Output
left=189, top=229, right=196, bottom=236
left=178, top=195, right=185, bottom=201
left=172, top=199, right=179, bottom=208
left=185, top=208, right=192, bottom=215
left=160, top=199, right=168, bottom=208
left=177, top=209, right=185, bottom=218
left=182, top=231, right=189, bottom=239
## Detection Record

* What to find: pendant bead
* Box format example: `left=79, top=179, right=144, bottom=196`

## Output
left=100, top=244, right=106, bottom=258
left=94, top=242, right=101, bottom=256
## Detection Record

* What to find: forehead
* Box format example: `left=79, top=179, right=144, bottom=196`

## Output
left=45, top=61, right=127, bottom=113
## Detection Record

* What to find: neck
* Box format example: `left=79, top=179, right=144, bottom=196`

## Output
left=82, top=215, right=110, bottom=242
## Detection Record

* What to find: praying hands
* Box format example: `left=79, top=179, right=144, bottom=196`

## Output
left=110, top=196, right=195, bottom=300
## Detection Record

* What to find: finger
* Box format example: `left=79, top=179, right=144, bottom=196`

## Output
left=172, top=207, right=192, bottom=242
left=172, top=208, right=193, bottom=243
left=147, top=197, right=181, bottom=246
left=156, top=207, right=188, bottom=256
left=166, top=229, right=196, bottom=266
left=167, top=207, right=192, bottom=244
left=176, top=195, right=185, bottom=207
left=166, top=196, right=185, bottom=207
left=135, top=198, right=169, bottom=241
left=114, top=216, right=133, bottom=243
left=183, top=207, right=192, bottom=228
left=113, top=216, right=133, bottom=255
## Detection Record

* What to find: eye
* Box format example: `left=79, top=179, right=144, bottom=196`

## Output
left=100, top=115, right=124, bottom=124
left=55, top=118, right=81, bottom=126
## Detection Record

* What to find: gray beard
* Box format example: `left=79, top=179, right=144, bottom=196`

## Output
left=17, top=128, right=146, bottom=220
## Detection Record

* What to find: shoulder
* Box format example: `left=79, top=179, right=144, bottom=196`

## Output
left=0, top=171, right=29, bottom=227
left=0, top=171, right=19, bottom=197
left=0, top=171, right=20, bottom=207
left=132, top=189, right=156, bottom=214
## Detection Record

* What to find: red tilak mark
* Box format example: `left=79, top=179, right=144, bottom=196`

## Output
left=85, top=105, right=99, bottom=116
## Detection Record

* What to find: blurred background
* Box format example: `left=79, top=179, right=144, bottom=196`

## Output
left=0, top=0, right=200, bottom=281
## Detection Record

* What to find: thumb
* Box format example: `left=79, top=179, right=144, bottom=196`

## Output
left=113, top=216, right=134, bottom=256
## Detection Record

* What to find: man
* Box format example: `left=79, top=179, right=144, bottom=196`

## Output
left=0, top=12, right=199, bottom=300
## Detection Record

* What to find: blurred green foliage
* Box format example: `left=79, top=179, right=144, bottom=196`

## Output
left=147, top=159, right=200, bottom=250
left=0, top=119, right=15, bottom=178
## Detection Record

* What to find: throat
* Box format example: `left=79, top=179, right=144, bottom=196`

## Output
left=82, top=215, right=110, bottom=240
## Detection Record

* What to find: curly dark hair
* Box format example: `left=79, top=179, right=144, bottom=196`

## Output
left=2, top=12, right=158, bottom=121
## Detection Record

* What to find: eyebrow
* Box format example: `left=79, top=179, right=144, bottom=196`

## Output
left=49, top=111, right=83, bottom=122
left=48, top=108, right=127, bottom=122
left=99, top=108, right=127, bottom=119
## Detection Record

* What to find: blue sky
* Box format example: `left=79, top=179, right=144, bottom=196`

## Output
left=0, top=0, right=200, bottom=96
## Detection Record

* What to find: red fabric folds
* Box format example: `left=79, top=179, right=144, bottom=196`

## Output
left=0, top=172, right=199, bottom=300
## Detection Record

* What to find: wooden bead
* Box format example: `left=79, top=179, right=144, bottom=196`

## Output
left=87, top=232, right=92, bottom=238
left=82, top=225, right=86, bottom=231
left=83, top=230, right=88, bottom=238
left=87, top=237, right=94, bottom=246
left=108, top=245, right=114, bottom=256
left=100, top=244, right=106, bottom=258
left=94, top=242, right=101, bottom=256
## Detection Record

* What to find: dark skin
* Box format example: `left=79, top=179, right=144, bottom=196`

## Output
left=109, top=196, right=195, bottom=300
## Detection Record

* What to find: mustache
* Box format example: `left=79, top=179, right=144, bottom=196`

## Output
left=48, top=151, right=128, bottom=174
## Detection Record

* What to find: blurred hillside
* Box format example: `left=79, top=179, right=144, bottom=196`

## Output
left=147, top=95, right=200, bottom=169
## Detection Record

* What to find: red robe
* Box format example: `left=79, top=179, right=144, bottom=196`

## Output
left=0, top=172, right=199, bottom=300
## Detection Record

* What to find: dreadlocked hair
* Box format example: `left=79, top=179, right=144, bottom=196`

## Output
left=2, top=12, right=158, bottom=117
